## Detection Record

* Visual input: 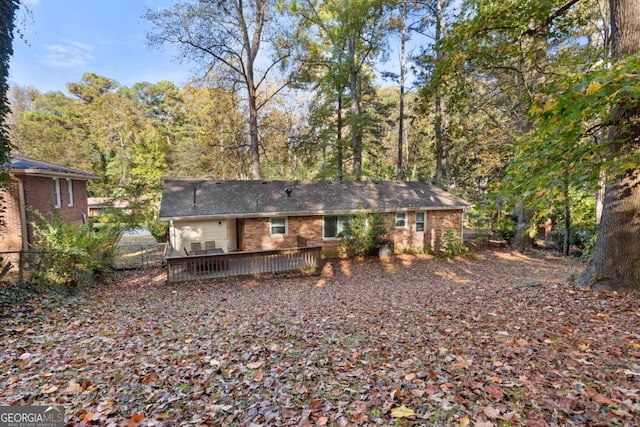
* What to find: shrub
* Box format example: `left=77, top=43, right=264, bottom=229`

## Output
left=340, top=211, right=388, bottom=257
left=438, top=229, right=469, bottom=258
left=30, top=211, right=123, bottom=287
left=494, top=214, right=516, bottom=242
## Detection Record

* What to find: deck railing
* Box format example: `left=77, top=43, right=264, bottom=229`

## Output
left=165, top=244, right=322, bottom=284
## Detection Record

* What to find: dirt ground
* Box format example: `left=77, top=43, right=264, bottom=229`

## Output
left=1, top=249, right=639, bottom=426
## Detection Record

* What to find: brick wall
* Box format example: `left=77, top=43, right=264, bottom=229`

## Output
left=425, top=210, right=463, bottom=251
left=238, top=210, right=464, bottom=257
left=241, top=216, right=324, bottom=251
left=387, top=211, right=422, bottom=253
left=19, top=175, right=90, bottom=244
left=0, top=180, right=25, bottom=252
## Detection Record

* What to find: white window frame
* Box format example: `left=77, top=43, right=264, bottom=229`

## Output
left=53, top=178, right=61, bottom=208
left=269, top=217, right=287, bottom=236
left=323, top=215, right=352, bottom=240
left=66, top=179, right=74, bottom=207
left=416, top=212, right=425, bottom=232
left=395, top=212, right=407, bottom=229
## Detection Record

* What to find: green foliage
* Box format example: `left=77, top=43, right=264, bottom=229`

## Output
left=286, top=0, right=391, bottom=179
left=340, top=211, right=388, bottom=257
left=29, top=211, right=123, bottom=287
left=548, top=187, right=597, bottom=256
left=437, top=229, right=469, bottom=258
left=464, top=204, right=493, bottom=230
left=503, top=55, right=640, bottom=207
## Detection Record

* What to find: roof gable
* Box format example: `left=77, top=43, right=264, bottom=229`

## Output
left=160, top=180, right=471, bottom=220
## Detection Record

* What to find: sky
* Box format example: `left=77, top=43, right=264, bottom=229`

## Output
left=9, top=0, right=195, bottom=93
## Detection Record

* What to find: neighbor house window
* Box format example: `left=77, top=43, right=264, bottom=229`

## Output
left=395, top=213, right=407, bottom=228
left=67, top=179, right=74, bottom=207
left=53, top=178, right=61, bottom=208
left=416, top=212, right=425, bottom=232
left=270, top=217, right=287, bottom=235
left=323, top=216, right=352, bottom=239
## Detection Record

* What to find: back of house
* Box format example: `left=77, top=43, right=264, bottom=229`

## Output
left=159, top=180, right=471, bottom=258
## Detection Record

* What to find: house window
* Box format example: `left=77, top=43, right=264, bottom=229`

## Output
left=53, top=178, right=61, bottom=208
left=270, top=217, right=287, bottom=235
left=323, top=216, right=352, bottom=239
left=416, top=212, right=425, bottom=232
left=395, top=212, right=407, bottom=228
left=67, top=179, right=74, bottom=207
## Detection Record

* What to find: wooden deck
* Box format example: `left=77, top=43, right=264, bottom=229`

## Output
left=165, top=245, right=322, bottom=283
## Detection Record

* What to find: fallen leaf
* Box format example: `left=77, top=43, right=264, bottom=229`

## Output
left=410, top=388, right=426, bottom=398
left=97, top=399, right=114, bottom=412
left=485, top=385, right=504, bottom=401
left=64, top=381, right=82, bottom=395
left=593, top=394, right=617, bottom=407
left=391, top=405, right=416, bottom=418
left=41, top=385, right=58, bottom=394
left=483, top=405, right=501, bottom=419
left=127, top=412, right=145, bottom=427
left=246, top=361, right=264, bottom=369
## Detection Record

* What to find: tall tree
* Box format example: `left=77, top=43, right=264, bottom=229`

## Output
left=289, top=0, right=389, bottom=180
left=444, top=0, right=599, bottom=251
left=386, top=0, right=438, bottom=179
left=1, top=0, right=19, bottom=176
left=578, top=0, right=640, bottom=290
left=145, top=0, right=294, bottom=180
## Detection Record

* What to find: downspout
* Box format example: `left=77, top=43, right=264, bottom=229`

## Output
left=17, top=177, right=28, bottom=250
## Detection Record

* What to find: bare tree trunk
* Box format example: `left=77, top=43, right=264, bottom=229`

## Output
left=579, top=167, right=640, bottom=290
left=563, top=179, right=571, bottom=256
left=347, top=36, right=363, bottom=180
left=578, top=0, right=640, bottom=290
left=396, top=2, right=407, bottom=180
left=433, top=0, right=444, bottom=184
left=248, top=94, right=261, bottom=180
left=512, top=201, right=533, bottom=253
left=238, top=0, right=263, bottom=180
left=337, top=93, right=344, bottom=181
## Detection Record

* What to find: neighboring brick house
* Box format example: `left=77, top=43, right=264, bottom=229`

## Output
left=0, top=155, right=98, bottom=252
left=159, top=180, right=471, bottom=258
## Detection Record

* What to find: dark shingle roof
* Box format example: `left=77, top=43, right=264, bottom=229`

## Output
left=8, top=155, right=99, bottom=180
left=160, top=179, right=471, bottom=220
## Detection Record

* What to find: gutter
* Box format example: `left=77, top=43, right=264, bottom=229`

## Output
left=12, top=169, right=100, bottom=181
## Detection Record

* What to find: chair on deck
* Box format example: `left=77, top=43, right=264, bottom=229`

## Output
left=191, top=242, right=202, bottom=252
left=205, top=241, right=216, bottom=250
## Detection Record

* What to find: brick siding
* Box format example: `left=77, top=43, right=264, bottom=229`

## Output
left=0, top=180, right=25, bottom=251
left=238, top=210, right=464, bottom=257
left=241, top=216, right=324, bottom=251
left=0, top=175, right=90, bottom=250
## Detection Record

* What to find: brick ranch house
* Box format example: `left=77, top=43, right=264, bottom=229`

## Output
left=160, top=180, right=471, bottom=258
left=0, top=155, right=98, bottom=252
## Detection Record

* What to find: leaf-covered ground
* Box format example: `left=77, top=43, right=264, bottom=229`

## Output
left=1, top=249, right=639, bottom=426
